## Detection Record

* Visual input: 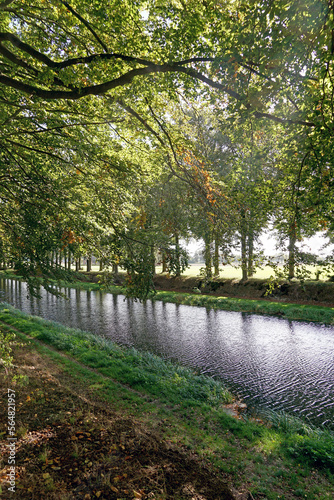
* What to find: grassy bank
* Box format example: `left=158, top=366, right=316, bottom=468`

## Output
left=152, top=291, right=334, bottom=325
left=1, top=270, right=334, bottom=325
left=1, top=303, right=334, bottom=499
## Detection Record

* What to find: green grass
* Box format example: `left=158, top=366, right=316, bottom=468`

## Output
left=2, top=262, right=327, bottom=281
left=152, top=291, right=334, bottom=325
left=0, top=302, right=233, bottom=408
left=156, top=263, right=327, bottom=280
left=1, top=304, right=334, bottom=498
left=1, top=302, right=334, bottom=481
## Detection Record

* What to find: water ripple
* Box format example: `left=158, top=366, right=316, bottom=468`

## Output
left=1, top=278, right=334, bottom=427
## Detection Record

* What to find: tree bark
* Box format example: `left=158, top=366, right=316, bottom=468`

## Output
left=175, top=233, right=181, bottom=277
left=288, top=228, right=296, bottom=280
left=162, top=252, right=167, bottom=273
left=247, top=228, right=254, bottom=277
left=213, top=237, right=220, bottom=277
left=67, top=250, right=71, bottom=270
left=86, top=257, right=91, bottom=272
left=151, top=244, right=155, bottom=276
left=240, top=211, right=248, bottom=281
left=204, top=234, right=212, bottom=279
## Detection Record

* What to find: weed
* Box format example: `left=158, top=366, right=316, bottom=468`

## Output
left=16, top=425, right=28, bottom=438
left=12, top=373, right=29, bottom=386
left=39, top=446, right=51, bottom=463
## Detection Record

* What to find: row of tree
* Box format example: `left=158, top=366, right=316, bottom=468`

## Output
left=0, top=0, right=333, bottom=298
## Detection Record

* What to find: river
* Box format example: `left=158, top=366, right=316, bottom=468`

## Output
left=1, top=277, right=333, bottom=428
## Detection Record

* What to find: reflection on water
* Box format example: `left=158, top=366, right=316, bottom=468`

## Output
left=1, top=278, right=334, bottom=427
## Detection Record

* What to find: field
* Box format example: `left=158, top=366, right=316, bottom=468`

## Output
left=73, top=263, right=327, bottom=281
left=155, top=264, right=325, bottom=280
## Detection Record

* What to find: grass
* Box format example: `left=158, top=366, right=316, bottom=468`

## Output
left=0, top=302, right=234, bottom=408
left=156, top=263, right=328, bottom=280
left=1, top=303, right=334, bottom=473
left=152, top=291, right=334, bottom=325
left=0, top=304, right=334, bottom=498
left=2, top=263, right=328, bottom=281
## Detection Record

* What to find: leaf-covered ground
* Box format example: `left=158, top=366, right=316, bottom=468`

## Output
left=0, top=343, right=242, bottom=500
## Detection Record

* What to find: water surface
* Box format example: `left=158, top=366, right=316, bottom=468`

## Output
left=1, top=277, right=333, bottom=428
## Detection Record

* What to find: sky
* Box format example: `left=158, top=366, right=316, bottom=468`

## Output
left=185, top=232, right=334, bottom=258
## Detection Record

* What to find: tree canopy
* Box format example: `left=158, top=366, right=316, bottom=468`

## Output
left=1, top=0, right=333, bottom=296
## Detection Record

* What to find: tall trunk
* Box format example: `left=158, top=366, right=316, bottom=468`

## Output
left=75, top=259, right=80, bottom=272
left=247, top=228, right=254, bottom=277
left=68, top=250, right=72, bottom=270
left=150, top=244, right=155, bottom=275
left=99, top=260, right=103, bottom=271
left=240, top=210, right=248, bottom=281
left=204, top=234, right=212, bottom=279
left=162, top=252, right=167, bottom=273
left=86, top=257, right=92, bottom=272
left=175, top=233, right=181, bottom=277
left=64, top=252, right=67, bottom=269
left=288, top=227, right=296, bottom=280
left=213, top=237, right=220, bottom=277
left=112, top=263, right=119, bottom=274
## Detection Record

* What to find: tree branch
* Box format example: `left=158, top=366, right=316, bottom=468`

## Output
left=59, top=0, right=108, bottom=53
left=0, top=43, right=316, bottom=127
left=0, top=32, right=155, bottom=69
left=0, top=0, right=14, bottom=8
left=117, top=99, right=165, bottom=146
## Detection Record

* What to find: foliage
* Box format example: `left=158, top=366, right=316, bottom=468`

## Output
left=0, top=0, right=334, bottom=297
left=0, top=324, right=16, bottom=374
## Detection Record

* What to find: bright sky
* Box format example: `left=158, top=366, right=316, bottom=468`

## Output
left=185, top=232, right=334, bottom=257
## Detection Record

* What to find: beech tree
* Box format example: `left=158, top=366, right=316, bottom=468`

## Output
left=1, top=0, right=333, bottom=294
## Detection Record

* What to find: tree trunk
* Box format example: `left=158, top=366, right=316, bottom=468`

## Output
left=175, top=233, right=181, bottom=277
left=112, top=263, right=119, bottom=274
left=86, top=257, right=91, bottom=272
left=204, top=234, right=212, bottom=279
left=288, top=229, right=296, bottom=280
left=240, top=211, right=248, bottom=281
left=151, top=244, right=155, bottom=275
left=75, top=259, right=80, bottom=272
left=213, top=237, right=220, bottom=277
left=99, top=260, right=103, bottom=271
left=247, top=228, right=254, bottom=277
left=162, top=252, right=167, bottom=273
left=67, top=250, right=71, bottom=270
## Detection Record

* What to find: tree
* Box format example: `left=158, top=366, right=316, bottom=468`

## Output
left=1, top=0, right=333, bottom=296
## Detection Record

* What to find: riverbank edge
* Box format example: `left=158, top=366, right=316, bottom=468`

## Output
left=1, top=302, right=334, bottom=498
left=1, top=270, right=334, bottom=325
